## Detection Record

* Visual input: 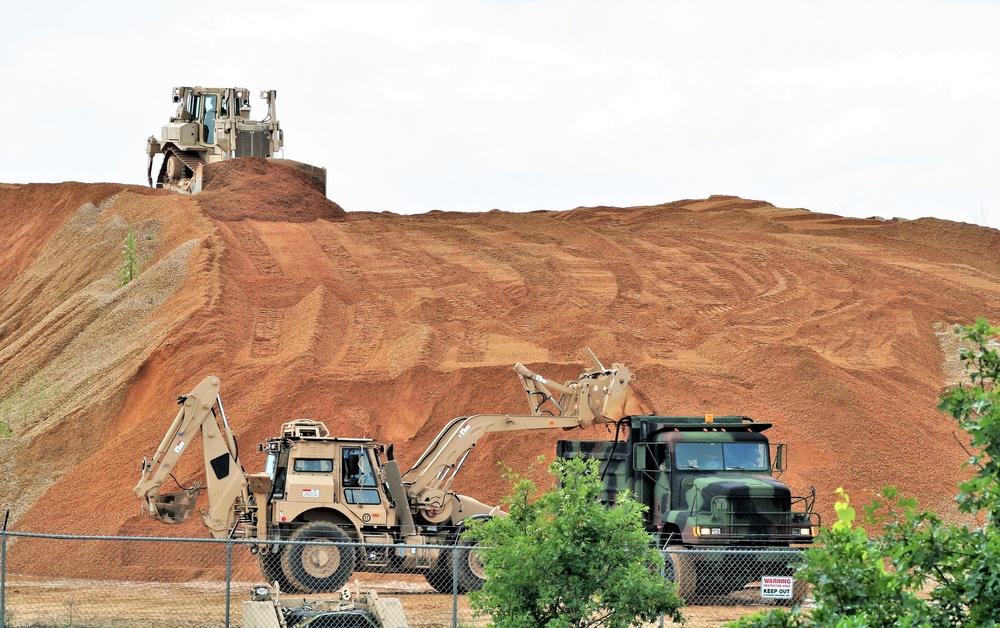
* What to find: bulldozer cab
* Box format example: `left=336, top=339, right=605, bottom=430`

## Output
left=173, top=88, right=221, bottom=146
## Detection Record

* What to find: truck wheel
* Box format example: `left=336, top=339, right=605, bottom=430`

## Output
left=425, top=540, right=486, bottom=593
left=424, top=565, right=454, bottom=594
left=664, top=552, right=697, bottom=601
left=456, top=540, right=487, bottom=593
left=259, top=550, right=296, bottom=594
left=281, top=522, right=355, bottom=593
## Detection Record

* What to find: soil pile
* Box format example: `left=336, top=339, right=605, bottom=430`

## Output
left=199, top=157, right=345, bottom=222
left=2, top=170, right=999, bottom=581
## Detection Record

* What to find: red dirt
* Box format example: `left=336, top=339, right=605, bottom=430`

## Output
left=198, top=157, right=345, bottom=222
left=2, top=171, right=999, bottom=583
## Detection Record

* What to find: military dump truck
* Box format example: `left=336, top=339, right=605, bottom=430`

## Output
left=135, top=351, right=637, bottom=594
left=146, top=86, right=327, bottom=194
left=556, top=414, right=819, bottom=600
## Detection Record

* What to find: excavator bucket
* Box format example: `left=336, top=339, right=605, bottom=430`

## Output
left=148, top=487, right=200, bottom=524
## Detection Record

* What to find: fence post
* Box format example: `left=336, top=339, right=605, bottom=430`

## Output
left=452, top=543, right=459, bottom=628
left=1, top=509, right=8, bottom=628
left=659, top=547, right=666, bottom=628
left=225, top=539, right=233, bottom=628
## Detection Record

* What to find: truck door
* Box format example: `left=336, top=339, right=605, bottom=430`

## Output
left=286, top=456, right=335, bottom=504
left=633, top=442, right=671, bottom=524
left=341, top=447, right=388, bottom=527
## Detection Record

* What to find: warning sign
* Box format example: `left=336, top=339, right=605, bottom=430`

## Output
left=760, top=575, right=794, bottom=599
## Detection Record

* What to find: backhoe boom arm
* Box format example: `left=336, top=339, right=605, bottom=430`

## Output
left=401, top=351, right=639, bottom=512
left=133, top=375, right=249, bottom=537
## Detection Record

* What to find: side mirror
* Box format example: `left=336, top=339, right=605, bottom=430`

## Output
left=773, top=444, right=788, bottom=472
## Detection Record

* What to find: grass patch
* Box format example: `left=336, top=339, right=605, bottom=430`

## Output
left=0, top=375, right=63, bottom=438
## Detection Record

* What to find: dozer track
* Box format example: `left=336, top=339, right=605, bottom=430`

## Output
left=158, top=148, right=206, bottom=194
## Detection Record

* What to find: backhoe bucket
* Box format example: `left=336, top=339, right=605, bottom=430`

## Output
left=148, top=488, right=200, bottom=524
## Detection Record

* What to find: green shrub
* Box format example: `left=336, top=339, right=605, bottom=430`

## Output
left=465, top=457, right=684, bottom=627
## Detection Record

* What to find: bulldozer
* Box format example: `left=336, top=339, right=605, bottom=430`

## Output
left=146, top=86, right=327, bottom=194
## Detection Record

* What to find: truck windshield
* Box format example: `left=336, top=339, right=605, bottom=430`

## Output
left=675, top=442, right=769, bottom=471
left=722, top=442, right=769, bottom=471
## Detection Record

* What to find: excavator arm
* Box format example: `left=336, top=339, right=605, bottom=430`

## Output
left=514, top=348, right=637, bottom=423
left=133, top=375, right=249, bottom=538
left=400, top=350, right=640, bottom=515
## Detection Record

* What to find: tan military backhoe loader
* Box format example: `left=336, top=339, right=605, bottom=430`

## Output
left=135, top=352, right=636, bottom=594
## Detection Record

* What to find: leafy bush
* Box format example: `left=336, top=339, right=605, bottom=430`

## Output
left=465, top=456, right=684, bottom=627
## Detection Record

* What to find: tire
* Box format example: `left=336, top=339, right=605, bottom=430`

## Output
left=424, top=565, right=455, bottom=594
left=456, top=540, right=487, bottom=593
left=280, top=521, right=356, bottom=594
left=259, top=549, right=296, bottom=594
left=664, top=551, right=697, bottom=601
left=426, top=540, right=486, bottom=593
left=696, top=573, right=744, bottom=597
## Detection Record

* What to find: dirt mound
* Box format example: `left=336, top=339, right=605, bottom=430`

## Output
left=2, top=175, right=1000, bottom=581
left=198, top=157, right=345, bottom=222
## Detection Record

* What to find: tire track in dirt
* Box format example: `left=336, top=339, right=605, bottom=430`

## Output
left=251, top=308, right=284, bottom=358
left=228, top=222, right=289, bottom=360
left=314, top=217, right=450, bottom=372
left=231, top=223, right=282, bottom=276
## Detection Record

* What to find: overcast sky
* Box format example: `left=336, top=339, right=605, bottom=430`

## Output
left=4, top=1, right=999, bottom=228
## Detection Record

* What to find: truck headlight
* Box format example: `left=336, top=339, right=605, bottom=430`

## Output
left=692, top=526, right=723, bottom=537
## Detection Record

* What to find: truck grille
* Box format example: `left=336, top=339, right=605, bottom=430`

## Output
left=724, top=496, right=815, bottom=544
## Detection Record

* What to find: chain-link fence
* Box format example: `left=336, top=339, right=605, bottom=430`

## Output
left=0, top=523, right=810, bottom=627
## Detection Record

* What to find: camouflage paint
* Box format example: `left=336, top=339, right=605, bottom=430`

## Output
left=557, top=415, right=819, bottom=594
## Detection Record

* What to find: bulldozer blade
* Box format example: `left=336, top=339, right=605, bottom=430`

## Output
left=149, top=488, right=200, bottom=524
left=270, top=158, right=327, bottom=194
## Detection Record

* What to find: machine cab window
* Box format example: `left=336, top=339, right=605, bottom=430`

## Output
left=675, top=442, right=769, bottom=472
left=342, top=447, right=381, bottom=505
left=265, top=447, right=290, bottom=499
left=676, top=442, right=724, bottom=470
left=201, top=94, right=218, bottom=143
left=293, top=458, right=333, bottom=473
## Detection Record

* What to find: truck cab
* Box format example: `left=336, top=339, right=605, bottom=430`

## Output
left=558, top=415, right=819, bottom=598
left=259, top=421, right=394, bottom=533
